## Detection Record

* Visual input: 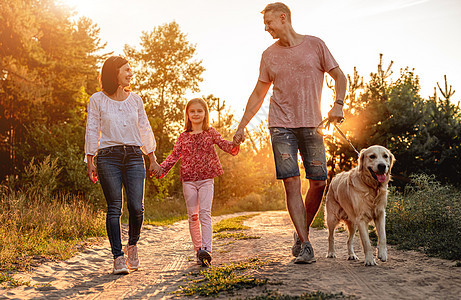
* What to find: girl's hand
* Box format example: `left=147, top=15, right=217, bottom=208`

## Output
left=233, top=127, right=245, bottom=145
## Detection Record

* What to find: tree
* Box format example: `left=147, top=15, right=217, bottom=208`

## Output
left=328, top=55, right=461, bottom=187
left=413, top=76, right=461, bottom=186
left=124, top=22, right=205, bottom=156
left=0, top=0, right=104, bottom=181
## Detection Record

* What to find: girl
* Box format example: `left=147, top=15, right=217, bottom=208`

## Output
left=158, top=98, right=239, bottom=266
left=85, top=56, right=162, bottom=274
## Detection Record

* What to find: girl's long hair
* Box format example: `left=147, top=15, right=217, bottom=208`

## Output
left=184, top=98, right=210, bottom=132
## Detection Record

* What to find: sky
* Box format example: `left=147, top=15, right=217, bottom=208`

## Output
left=63, top=0, right=461, bottom=130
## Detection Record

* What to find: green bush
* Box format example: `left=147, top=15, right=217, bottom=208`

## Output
left=386, top=174, right=461, bottom=260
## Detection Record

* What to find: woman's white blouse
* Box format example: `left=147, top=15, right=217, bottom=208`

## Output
left=84, top=91, right=156, bottom=162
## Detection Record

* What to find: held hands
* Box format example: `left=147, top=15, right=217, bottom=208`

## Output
left=149, top=161, right=163, bottom=178
left=233, top=127, right=245, bottom=146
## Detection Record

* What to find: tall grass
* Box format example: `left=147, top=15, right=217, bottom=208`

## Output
left=0, top=156, right=106, bottom=272
left=386, top=174, right=461, bottom=260
left=0, top=190, right=106, bottom=271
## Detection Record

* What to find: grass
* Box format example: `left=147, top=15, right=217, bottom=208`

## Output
left=176, top=257, right=269, bottom=297
left=386, top=174, right=461, bottom=260
left=142, top=196, right=188, bottom=226
left=0, top=190, right=106, bottom=273
left=0, top=272, right=30, bottom=289
left=244, top=290, right=354, bottom=299
left=213, top=213, right=259, bottom=233
left=215, top=232, right=261, bottom=240
left=143, top=214, right=187, bottom=226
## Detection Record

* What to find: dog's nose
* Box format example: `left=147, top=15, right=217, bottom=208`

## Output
left=378, top=163, right=387, bottom=173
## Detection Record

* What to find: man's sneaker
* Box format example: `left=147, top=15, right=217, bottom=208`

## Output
left=294, top=241, right=316, bottom=264
left=124, top=244, right=139, bottom=271
left=292, top=232, right=302, bottom=257
left=113, top=256, right=129, bottom=274
left=197, top=249, right=212, bottom=267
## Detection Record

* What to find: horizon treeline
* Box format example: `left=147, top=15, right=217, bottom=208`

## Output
left=1, top=0, right=460, bottom=211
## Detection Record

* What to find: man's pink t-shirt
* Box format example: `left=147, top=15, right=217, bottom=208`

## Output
left=259, top=35, right=339, bottom=128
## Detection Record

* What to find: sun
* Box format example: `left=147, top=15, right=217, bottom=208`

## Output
left=59, top=0, right=95, bottom=18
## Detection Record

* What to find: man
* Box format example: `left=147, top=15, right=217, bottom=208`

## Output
left=233, top=2, right=347, bottom=264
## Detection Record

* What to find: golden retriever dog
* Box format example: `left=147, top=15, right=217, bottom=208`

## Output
left=325, top=145, right=395, bottom=266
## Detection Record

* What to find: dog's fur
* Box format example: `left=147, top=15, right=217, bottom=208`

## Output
left=325, top=145, right=395, bottom=266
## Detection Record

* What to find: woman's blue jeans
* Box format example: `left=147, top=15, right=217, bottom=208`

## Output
left=96, top=145, right=146, bottom=259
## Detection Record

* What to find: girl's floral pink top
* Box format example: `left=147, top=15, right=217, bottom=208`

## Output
left=160, top=127, right=239, bottom=182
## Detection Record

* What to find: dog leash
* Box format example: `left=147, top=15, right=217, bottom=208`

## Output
left=317, top=118, right=360, bottom=156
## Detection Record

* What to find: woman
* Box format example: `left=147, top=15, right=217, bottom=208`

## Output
left=84, top=56, right=161, bottom=274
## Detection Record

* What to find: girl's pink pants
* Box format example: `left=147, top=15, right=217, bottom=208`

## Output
left=182, top=179, right=214, bottom=252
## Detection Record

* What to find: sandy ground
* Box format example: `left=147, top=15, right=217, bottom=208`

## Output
left=1, top=211, right=461, bottom=299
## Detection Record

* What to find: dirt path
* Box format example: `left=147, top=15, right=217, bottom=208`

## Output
left=1, top=211, right=460, bottom=299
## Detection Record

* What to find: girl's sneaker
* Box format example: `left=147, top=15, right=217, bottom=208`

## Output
left=113, top=256, right=129, bottom=275
left=124, top=244, right=139, bottom=271
left=197, top=249, right=212, bottom=267
left=196, top=251, right=202, bottom=265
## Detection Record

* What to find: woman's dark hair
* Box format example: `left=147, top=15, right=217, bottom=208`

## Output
left=99, top=56, right=129, bottom=95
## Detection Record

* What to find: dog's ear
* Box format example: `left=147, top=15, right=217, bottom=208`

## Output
left=389, top=151, right=396, bottom=169
left=358, top=148, right=367, bottom=172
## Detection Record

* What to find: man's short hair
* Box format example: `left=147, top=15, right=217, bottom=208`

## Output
left=261, top=2, right=292, bottom=23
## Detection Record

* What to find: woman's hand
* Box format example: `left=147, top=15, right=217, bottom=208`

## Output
left=149, top=161, right=163, bottom=178
left=87, top=155, right=98, bottom=183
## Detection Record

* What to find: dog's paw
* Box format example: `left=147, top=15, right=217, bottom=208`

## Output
left=326, top=252, right=336, bottom=258
left=348, top=254, right=359, bottom=260
left=364, top=257, right=377, bottom=266
left=377, top=247, right=388, bottom=262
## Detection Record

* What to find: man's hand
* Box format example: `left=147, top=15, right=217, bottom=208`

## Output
left=327, top=103, right=344, bottom=124
left=233, top=127, right=245, bottom=145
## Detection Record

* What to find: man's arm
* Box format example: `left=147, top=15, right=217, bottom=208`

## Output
left=327, top=67, right=347, bottom=122
left=233, top=80, right=272, bottom=144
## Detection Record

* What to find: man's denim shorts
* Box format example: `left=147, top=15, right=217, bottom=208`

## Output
left=269, top=127, right=328, bottom=181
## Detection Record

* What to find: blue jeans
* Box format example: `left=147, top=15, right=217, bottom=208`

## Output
left=269, top=127, right=328, bottom=181
left=96, top=145, right=146, bottom=259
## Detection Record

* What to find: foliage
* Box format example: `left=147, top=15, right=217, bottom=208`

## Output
left=124, top=21, right=205, bottom=155
left=143, top=196, right=187, bottom=226
left=0, top=187, right=106, bottom=271
left=409, top=78, right=461, bottom=185
left=0, top=0, right=104, bottom=179
left=214, top=232, right=261, bottom=240
left=326, top=54, right=461, bottom=187
left=386, top=174, right=461, bottom=260
left=0, top=272, right=30, bottom=289
left=176, top=258, right=269, bottom=297
left=246, top=290, right=353, bottom=299
left=213, top=214, right=258, bottom=233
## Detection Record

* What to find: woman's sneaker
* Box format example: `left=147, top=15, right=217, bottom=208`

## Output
left=124, top=244, right=139, bottom=271
left=197, top=249, right=212, bottom=267
left=113, top=256, right=130, bottom=274
left=292, top=232, right=301, bottom=257
left=294, top=241, right=316, bottom=264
